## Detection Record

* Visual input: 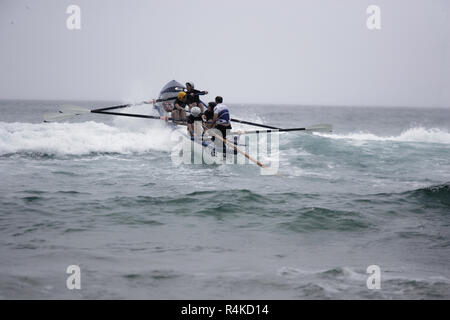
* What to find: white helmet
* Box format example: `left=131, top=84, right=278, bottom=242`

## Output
left=186, top=81, right=194, bottom=88
left=190, top=106, right=201, bottom=117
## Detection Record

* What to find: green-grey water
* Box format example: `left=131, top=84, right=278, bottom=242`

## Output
left=0, top=100, right=449, bottom=299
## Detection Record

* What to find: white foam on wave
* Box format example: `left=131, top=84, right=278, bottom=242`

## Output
left=316, top=127, right=450, bottom=145
left=0, top=120, right=177, bottom=156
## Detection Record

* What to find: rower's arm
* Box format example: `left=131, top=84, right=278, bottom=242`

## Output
left=211, top=113, right=219, bottom=127
left=174, top=102, right=183, bottom=111
left=188, top=123, right=194, bottom=136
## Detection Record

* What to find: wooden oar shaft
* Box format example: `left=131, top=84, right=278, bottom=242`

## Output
left=211, top=132, right=268, bottom=169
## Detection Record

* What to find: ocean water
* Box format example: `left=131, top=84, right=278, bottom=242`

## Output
left=0, top=100, right=449, bottom=299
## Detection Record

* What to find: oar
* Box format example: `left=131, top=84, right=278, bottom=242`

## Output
left=209, top=131, right=278, bottom=175
left=90, top=110, right=183, bottom=122
left=282, top=123, right=332, bottom=132
left=43, top=97, right=177, bottom=122
left=43, top=105, right=93, bottom=122
left=230, top=124, right=333, bottom=135
left=91, top=96, right=177, bottom=112
left=230, top=118, right=281, bottom=129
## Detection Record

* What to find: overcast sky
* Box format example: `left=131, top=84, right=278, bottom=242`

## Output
left=0, top=0, right=449, bottom=107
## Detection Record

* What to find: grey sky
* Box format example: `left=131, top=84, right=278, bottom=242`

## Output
left=0, top=0, right=449, bottom=107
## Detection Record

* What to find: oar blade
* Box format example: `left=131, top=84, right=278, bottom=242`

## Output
left=43, top=105, right=91, bottom=122
left=43, top=111, right=79, bottom=122
left=305, top=124, right=333, bottom=132
left=59, top=105, right=91, bottom=113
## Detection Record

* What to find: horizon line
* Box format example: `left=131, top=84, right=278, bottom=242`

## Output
left=0, top=98, right=448, bottom=109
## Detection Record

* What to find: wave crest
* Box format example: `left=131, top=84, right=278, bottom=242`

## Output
left=0, top=121, right=176, bottom=156
left=318, top=127, right=450, bottom=144
left=407, top=183, right=450, bottom=207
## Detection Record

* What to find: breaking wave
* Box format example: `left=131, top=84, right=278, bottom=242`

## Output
left=0, top=121, right=178, bottom=156
left=405, top=183, right=450, bottom=207
left=317, top=127, right=450, bottom=144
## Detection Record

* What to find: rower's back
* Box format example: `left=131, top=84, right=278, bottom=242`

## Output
left=214, top=97, right=231, bottom=127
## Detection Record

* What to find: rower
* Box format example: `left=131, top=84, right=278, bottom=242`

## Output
left=210, top=96, right=231, bottom=154
left=202, top=102, right=216, bottom=128
left=187, top=106, right=203, bottom=137
left=185, top=82, right=208, bottom=113
left=211, top=96, right=231, bottom=138
left=172, top=91, right=188, bottom=122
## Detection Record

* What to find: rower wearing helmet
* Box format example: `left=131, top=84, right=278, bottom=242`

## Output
left=187, top=106, right=203, bottom=137
left=172, top=91, right=187, bottom=122
left=185, top=82, right=208, bottom=113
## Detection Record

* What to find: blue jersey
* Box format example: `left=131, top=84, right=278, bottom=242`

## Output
left=214, top=104, right=230, bottom=125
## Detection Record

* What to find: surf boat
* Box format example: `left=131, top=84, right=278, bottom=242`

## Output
left=153, top=80, right=238, bottom=163
left=43, top=80, right=333, bottom=170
